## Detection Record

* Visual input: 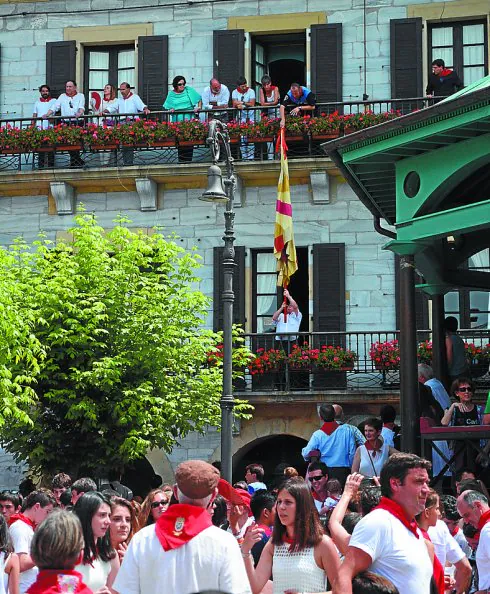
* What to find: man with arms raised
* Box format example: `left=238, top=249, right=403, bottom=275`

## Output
left=114, top=459, right=250, bottom=594
left=457, top=490, right=490, bottom=594
left=333, top=453, right=433, bottom=594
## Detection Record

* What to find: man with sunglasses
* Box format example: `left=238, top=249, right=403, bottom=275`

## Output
left=307, top=462, right=330, bottom=513
left=44, top=80, right=85, bottom=167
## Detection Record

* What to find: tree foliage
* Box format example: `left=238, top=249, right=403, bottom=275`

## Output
left=0, top=214, right=252, bottom=477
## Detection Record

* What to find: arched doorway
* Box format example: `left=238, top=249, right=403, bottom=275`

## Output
left=233, top=434, right=308, bottom=487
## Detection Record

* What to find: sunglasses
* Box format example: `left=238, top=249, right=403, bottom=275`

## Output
left=177, top=82, right=185, bottom=87
left=309, top=475, right=324, bottom=482
left=151, top=500, right=168, bottom=509
left=457, top=387, right=472, bottom=392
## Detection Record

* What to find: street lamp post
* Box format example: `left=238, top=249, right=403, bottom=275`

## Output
left=199, top=119, right=236, bottom=484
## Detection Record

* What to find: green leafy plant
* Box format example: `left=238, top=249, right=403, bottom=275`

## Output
left=312, top=345, right=357, bottom=370
left=283, top=116, right=308, bottom=136
left=288, top=343, right=313, bottom=369
left=40, top=124, right=84, bottom=146
left=0, top=213, right=252, bottom=477
left=369, top=339, right=400, bottom=370
left=248, top=347, right=286, bottom=375
left=417, top=340, right=433, bottom=364
left=344, top=110, right=401, bottom=131
left=308, top=111, right=343, bottom=136
left=174, top=119, right=208, bottom=142
left=465, top=342, right=490, bottom=364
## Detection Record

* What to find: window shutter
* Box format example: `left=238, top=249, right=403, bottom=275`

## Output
left=213, top=30, right=245, bottom=97
left=46, top=41, right=76, bottom=98
left=213, top=246, right=246, bottom=332
left=394, top=254, right=429, bottom=330
left=138, top=35, right=168, bottom=110
left=390, top=18, right=423, bottom=99
left=313, top=244, right=346, bottom=333
left=311, top=24, right=343, bottom=104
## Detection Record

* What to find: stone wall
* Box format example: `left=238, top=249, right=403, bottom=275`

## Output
left=0, top=448, right=26, bottom=490
left=0, top=0, right=467, bottom=117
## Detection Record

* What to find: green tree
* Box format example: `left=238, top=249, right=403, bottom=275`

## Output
left=0, top=213, right=251, bottom=477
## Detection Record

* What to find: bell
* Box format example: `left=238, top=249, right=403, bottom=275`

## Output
left=199, top=164, right=228, bottom=203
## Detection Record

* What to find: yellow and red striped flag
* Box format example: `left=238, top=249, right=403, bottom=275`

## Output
left=273, top=129, right=298, bottom=290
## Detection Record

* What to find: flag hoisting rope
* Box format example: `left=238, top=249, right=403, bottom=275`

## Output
left=273, top=128, right=298, bottom=321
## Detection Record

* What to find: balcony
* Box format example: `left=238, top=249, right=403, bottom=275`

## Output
left=0, top=97, right=439, bottom=174
left=234, top=329, right=490, bottom=402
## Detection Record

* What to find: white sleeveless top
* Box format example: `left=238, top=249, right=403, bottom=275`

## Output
left=272, top=543, right=327, bottom=594
left=0, top=552, right=7, bottom=594
left=75, top=558, right=111, bottom=590
left=359, top=442, right=391, bottom=477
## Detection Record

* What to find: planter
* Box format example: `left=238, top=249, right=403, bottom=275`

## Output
left=315, top=365, right=354, bottom=372
left=90, top=144, right=118, bottom=151
left=343, top=127, right=356, bottom=135
left=311, top=133, right=339, bottom=140
left=55, top=144, right=83, bottom=151
left=313, top=369, right=347, bottom=389
left=374, top=363, right=400, bottom=372
left=0, top=148, right=20, bottom=154
left=229, top=137, right=240, bottom=144
left=246, top=136, right=274, bottom=143
left=150, top=139, right=176, bottom=147
left=285, top=135, right=305, bottom=142
left=177, top=139, right=207, bottom=146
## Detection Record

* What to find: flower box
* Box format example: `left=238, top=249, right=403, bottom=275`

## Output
left=178, top=140, right=206, bottom=146
left=311, top=133, right=339, bottom=140
left=54, top=144, right=83, bottom=151
left=246, top=136, right=274, bottom=143
left=91, top=144, right=118, bottom=151
left=150, top=139, right=176, bottom=147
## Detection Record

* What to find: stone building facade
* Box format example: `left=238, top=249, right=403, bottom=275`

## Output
left=0, top=0, right=488, bottom=488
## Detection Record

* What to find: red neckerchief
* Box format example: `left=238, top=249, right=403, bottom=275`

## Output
left=311, top=490, right=324, bottom=502
left=440, top=68, right=453, bottom=76
left=123, top=92, right=133, bottom=100
left=40, top=97, right=52, bottom=102
left=364, top=440, right=382, bottom=457
left=450, top=525, right=459, bottom=537
left=238, top=86, right=250, bottom=93
left=27, top=569, right=92, bottom=594
left=476, top=509, right=490, bottom=541
left=320, top=421, right=338, bottom=436
left=155, top=503, right=212, bottom=551
left=420, top=529, right=445, bottom=594
left=8, top=512, right=35, bottom=529
left=375, top=497, right=419, bottom=538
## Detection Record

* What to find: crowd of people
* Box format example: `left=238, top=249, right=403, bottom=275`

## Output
left=30, top=76, right=317, bottom=167
left=1, top=425, right=489, bottom=594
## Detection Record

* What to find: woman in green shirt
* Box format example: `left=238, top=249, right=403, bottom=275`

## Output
left=163, top=75, right=201, bottom=163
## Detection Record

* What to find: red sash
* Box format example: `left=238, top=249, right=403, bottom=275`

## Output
left=375, top=497, right=419, bottom=538
left=420, top=529, right=445, bottom=594
left=26, top=570, right=93, bottom=594
left=155, top=503, right=212, bottom=551
left=8, top=513, right=35, bottom=529
left=440, top=68, right=453, bottom=76
left=320, top=422, right=338, bottom=436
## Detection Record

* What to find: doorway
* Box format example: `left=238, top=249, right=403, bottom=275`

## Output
left=233, top=434, right=308, bottom=486
left=252, top=33, right=306, bottom=99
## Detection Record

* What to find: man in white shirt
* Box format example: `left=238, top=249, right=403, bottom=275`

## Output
left=333, top=453, right=434, bottom=594
left=43, top=80, right=85, bottom=167
left=232, top=76, right=256, bottom=160
left=113, top=459, right=251, bottom=594
left=457, top=489, right=490, bottom=594
left=32, top=84, right=56, bottom=168
left=199, top=78, right=230, bottom=122
left=9, top=490, right=55, bottom=594
left=271, top=289, right=302, bottom=390
left=116, top=82, right=150, bottom=165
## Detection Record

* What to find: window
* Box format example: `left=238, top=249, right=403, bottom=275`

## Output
left=84, top=45, right=135, bottom=100
left=444, top=249, right=490, bottom=329
left=252, top=251, right=279, bottom=333
left=429, top=21, right=488, bottom=86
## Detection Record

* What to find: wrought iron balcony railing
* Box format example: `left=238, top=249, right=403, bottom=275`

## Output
left=0, top=97, right=443, bottom=172
left=234, top=329, right=490, bottom=393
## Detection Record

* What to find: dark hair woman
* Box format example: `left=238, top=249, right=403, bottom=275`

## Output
left=109, top=497, right=137, bottom=564
left=241, top=477, right=340, bottom=593
left=351, top=417, right=397, bottom=479
left=74, top=492, right=119, bottom=593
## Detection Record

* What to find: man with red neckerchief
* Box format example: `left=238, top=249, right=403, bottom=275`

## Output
left=113, top=460, right=251, bottom=594
left=9, top=490, right=56, bottom=594
left=457, top=489, right=490, bottom=594
left=307, top=462, right=330, bottom=513
left=333, top=453, right=433, bottom=594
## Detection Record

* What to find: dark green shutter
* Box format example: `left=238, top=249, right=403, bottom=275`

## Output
left=390, top=18, right=423, bottom=98
left=394, top=254, right=429, bottom=330
left=138, top=35, right=168, bottom=110
left=46, top=41, right=76, bottom=99
left=313, top=243, right=346, bottom=332
left=311, top=24, right=343, bottom=104
left=213, top=30, right=245, bottom=97
left=213, top=246, right=246, bottom=332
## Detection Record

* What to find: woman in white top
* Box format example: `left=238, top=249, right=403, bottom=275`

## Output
left=0, top=515, right=19, bottom=594
left=74, top=492, right=119, bottom=594
left=352, top=417, right=397, bottom=478
left=241, top=477, right=340, bottom=594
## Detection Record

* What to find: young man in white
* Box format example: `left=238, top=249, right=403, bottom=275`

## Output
left=231, top=76, right=256, bottom=160
left=116, top=82, right=150, bottom=165
left=333, top=453, right=434, bottom=594
left=199, top=78, right=230, bottom=113
left=32, top=84, right=57, bottom=168
left=9, top=490, right=55, bottom=594
left=457, top=489, right=490, bottom=594
left=113, top=459, right=251, bottom=594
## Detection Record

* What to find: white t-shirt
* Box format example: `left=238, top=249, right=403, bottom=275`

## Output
left=349, top=508, right=433, bottom=594
left=116, top=94, right=146, bottom=117
left=272, top=311, right=302, bottom=341
left=10, top=520, right=38, bottom=593
left=451, top=526, right=472, bottom=558
left=232, top=88, right=256, bottom=123
left=427, top=520, right=465, bottom=566
left=52, top=93, right=85, bottom=118
left=113, top=523, right=251, bottom=594
left=476, top=522, right=490, bottom=589
left=201, top=85, right=230, bottom=109
left=32, top=98, right=57, bottom=129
